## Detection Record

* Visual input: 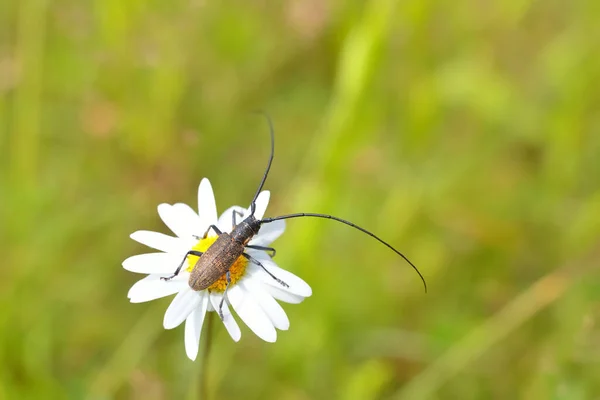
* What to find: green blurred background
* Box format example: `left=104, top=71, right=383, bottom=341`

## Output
left=1, top=0, right=600, bottom=399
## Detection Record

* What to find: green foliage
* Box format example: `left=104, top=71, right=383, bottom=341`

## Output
left=1, top=0, right=599, bottom=398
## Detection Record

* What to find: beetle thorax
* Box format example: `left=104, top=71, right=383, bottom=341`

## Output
left=230, top=214, right=261, bottom=245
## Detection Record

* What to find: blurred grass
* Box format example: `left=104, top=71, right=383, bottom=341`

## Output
left=1, top=0, right=600, bottom=399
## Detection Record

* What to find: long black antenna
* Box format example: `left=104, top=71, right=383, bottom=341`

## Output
left=250, top=112, right=275, bottom=216
left=261, top=213, right=427, bottom=292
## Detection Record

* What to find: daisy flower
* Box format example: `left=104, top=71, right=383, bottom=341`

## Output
left=123, top=178, right=312, bottom=360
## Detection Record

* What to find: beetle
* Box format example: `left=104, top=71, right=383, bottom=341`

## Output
left=162, top=114, right=427, bottom=319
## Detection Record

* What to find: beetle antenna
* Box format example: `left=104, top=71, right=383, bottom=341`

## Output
left=250, top=111, right=275, bottom=216
left=261, top=213, right=427, bottom=292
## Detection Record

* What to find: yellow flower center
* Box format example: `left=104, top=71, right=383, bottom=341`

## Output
left=185, top=235, right=248, bottom=293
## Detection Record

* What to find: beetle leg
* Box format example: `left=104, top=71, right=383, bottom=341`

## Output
left=242, top=252, right=289, bottom=288
left=218, top=271, right=232, bottom=321
left=161, top=250, right=203, bottom=281
left=232, top=209, right=244, bottom=229
left=245, top=245, right=276, bottom=258
left=202, top=224, right=222, bottom=238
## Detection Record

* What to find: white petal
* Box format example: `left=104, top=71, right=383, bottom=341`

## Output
left=130, top=230, right=187, bottom=254
left=209, top=292, right=241, bottom=342
left=250, top=219, right=285, bottom=246
left=241, top=279, right=289, bottom=330
left=247, top=191, right=270, bottom=220
left=262, top=284, right=306, bottom=304
left=246, top=252, right=312, bottom=297
left=122, top=253, right=184, bottom=274
left=157, top=203, right=202, bottom=239
left=163, top=288, right=202, bottom=329
left=217, top=205, right=247, bottom=233
left=228, top=285, right=276, bottom=342
left=184, top=293, right=209, bottom=361
left=127, top=274, right=187, bottom=303
left=197, top=178, right=218, bottom=234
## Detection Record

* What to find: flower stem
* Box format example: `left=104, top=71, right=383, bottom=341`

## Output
left=186, top=312, right=214, bottom=400
left=199, top=312, right=214, bottom=399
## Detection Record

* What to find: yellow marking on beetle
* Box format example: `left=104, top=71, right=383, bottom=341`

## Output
left=186, top=235, right=248, bottom=292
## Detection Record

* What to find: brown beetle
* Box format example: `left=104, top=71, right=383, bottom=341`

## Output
left=162, top=114, right=426, bottom=319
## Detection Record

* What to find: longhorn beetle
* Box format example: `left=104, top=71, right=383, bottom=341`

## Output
left=162, top=114, right=427, bottom=319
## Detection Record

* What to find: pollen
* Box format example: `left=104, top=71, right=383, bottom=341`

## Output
left=186, top=235, right=248, bottom=293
